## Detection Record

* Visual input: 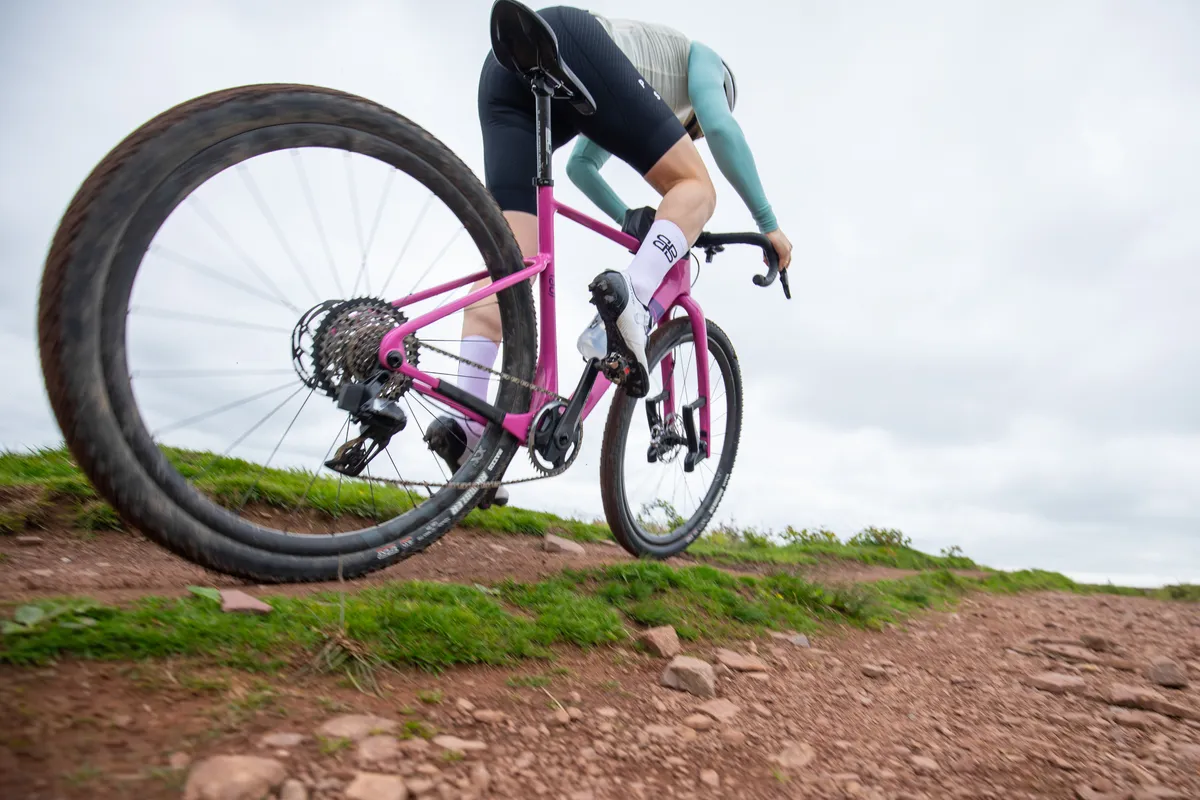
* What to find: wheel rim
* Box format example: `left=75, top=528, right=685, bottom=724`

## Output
left=96, top=121, right=529, bottom=555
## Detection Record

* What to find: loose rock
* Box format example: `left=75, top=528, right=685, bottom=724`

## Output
left=357, top=735, right=400, bottom=766
left=543, top=533, right=585, bottom=555
left=1147, top=657, right=1189, bottom=689
left=637, top=625, right=681, bottom=658
left=700, top=769, right=720, bottom=787
left=280, top=779, right=308, bottom=800
left=715, top=648, right=769, bottom=672
left=683, top=713, right=714, bottom=730
left=1023, top=672, right=1087, bottom=695
left=183, top=755, right=286, bottom=800
left=472, top=709, right=506, bottom=724
left=769, top=741, right=816, bottom=771
left=218, top=589, right=273, bottom=615
left=696, top=698, right=740, bottom=722
left=317, top=715, right=399, bottom=741
left=431, top=735, right=487, bottom=753
left=861, top=663, right=888, bottom=679
left=910, top=755, right=940, bottom=774
left=260, top=732, right=306, bottom=748
left=661, top=655, right=716, bottom=698
left=345, top=772, right=408, bottom=800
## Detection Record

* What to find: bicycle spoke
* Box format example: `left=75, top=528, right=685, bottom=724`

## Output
left=292, top=150, right=344, bottom=298
left=385, top=448, right=422, bottom=513
left=237, top=164, right=322, bottom=305
left=188, top=196, right=299, bottom=313
left=407, top=227, right=465, bottom=296
left=152, top=380, right=297, bottom=438
left=233, top=386, right=316, bottom=514
left=379, top=192, right=435, bottom=299
left=284, top=414, right=352, bottom=533
left=130, top=305, right=293, bottom=334
left=351, top=168, right=397, bottom=298
left=148, top=244, right=296, bottom=312
left=403, top=396, right=449, bottom=483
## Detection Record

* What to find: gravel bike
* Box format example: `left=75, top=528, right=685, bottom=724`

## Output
left=35, top=0, right=789, bottom=582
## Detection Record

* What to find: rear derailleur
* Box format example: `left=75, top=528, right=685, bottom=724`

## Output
left=324, top=370, right=408, bottom=477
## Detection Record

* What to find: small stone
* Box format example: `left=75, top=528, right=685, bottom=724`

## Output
left=719, top=728, right=746, bottom=745
left=317, top=715, right=399, bottom=741
left=30, top=569, right=53, bottom=577
left=661, top=655, right=716, bottom=698
left=218, top=589, right=273, bottom=615
left=183, top=755, right=286, bottom=800
left=567, top=706, right=583, bottom=721
left=769, top=631, right=811, bottom=648
left=15, top=536, right=43, bottom=546
left=470, top=764, right=490, bottom=791
left=543, top=533, right=585, bottom=555
left=1111, top=710, right=1161, bottom=730
left=1108, top=684, right=1200, bottom=721
left=431, top=735, right=487, bottom=753
left=861, top=664, right=888, bottom=679
left=357, top=735, right=401, bottom=766
left=1147, top=658, right=1189, bottom=689
left=1023, top=672, right=1087, bottom=695
left=168, top=752, right=191, bottom=770
left=769, top=741, right=816, bottom=770
left=455, top=698, right=476, bottom=713
left=111, top=713, right=133, bottom=729
left=280, top=779, right=307, bottom=800
left=472, top=709, right=506, bottom=724
left=551, top=708, right=571, bottom=725
left=699, top=769, right=720, bottom=787
left=406, top=778, right=435, bottom=795
left=683, top=714, right=713, bottom=730
left=260, top=732, right=306, bottom=748
left=910, top=755, right=940, bottom=774
left=596, top=707, right=618, bottom=718
left=637, top=625, right=682, bottom=658
left=696, top=698, right=740, bottom=722
left=1081, top=633, right=1118, bottom=652
left=345, top=773, right=408, bottom=800
left=747, top=672, right=771, bottom=683
left=715, top=648, right=769, bottom=672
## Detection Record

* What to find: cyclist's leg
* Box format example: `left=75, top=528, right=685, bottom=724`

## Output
left=547, top=9, right=717, bottom=395
left=427, top=48, right=578, bottom=489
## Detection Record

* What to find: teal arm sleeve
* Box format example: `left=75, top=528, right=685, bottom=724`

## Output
left=688, top=41, right=778, bottom=233
left=565, top=137, right=631, bottom=225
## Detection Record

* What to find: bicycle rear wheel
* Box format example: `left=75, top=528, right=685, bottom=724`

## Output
left=37, top=84, right=537, bottom=582
left=599, top=316, right=743, bottom=558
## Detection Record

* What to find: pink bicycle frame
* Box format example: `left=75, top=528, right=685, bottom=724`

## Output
left=375, top=182, right=712, bottom=459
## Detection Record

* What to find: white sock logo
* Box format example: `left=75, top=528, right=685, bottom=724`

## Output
left=652, top=233, right=678, bottom=262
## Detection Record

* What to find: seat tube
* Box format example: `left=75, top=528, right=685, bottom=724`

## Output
left=532, top=77, right=558, bottom=398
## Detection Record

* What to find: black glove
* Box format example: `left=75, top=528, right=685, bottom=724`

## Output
left=620, top=205, right=657, bottom=245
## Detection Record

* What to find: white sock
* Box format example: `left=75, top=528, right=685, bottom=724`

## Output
left=456, top=334, right=498, bottom=448
left=626, top=219, right=688, bottom=306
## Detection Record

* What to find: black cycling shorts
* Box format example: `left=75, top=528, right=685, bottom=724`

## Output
left=477, top=5, right=688, bottom=214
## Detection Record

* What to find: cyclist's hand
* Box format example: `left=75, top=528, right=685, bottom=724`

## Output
left=764, top=228, right=793, bottom=271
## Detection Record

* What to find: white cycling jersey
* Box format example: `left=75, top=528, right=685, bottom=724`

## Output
left=589, top=12, right=735, bottom=126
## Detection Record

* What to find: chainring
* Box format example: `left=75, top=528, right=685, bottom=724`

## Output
left=527, top=400, right=583, bottom=475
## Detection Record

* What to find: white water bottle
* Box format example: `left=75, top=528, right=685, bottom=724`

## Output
left=576, top=314, right=607, bottom=361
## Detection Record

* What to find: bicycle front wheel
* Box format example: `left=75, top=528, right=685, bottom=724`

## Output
left=37, top=84, right=537, bottom=583
left=599, top=316, right=743, bottom=558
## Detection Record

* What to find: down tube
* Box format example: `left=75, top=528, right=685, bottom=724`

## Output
left=675, top=296, right=711, bottom=457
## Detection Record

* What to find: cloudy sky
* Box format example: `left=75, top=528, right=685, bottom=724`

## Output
left=2, top=0, right=1197, bottom=586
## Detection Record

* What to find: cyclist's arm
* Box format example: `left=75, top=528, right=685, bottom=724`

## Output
left=565, top=137, right=631, bottom=226
left=687, top=41, right=778, bottom=234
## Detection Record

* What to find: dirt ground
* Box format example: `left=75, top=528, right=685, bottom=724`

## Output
left=4, top=589, right=1200, bottom=799
left=0, top=516, right=951, bottom=605
left=4, top=519, right=1200, bottom=800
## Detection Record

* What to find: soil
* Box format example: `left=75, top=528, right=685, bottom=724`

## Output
left=4, top=590, right=1200, bottom=799
left=4, top=515, right=1200, bottom=799
left=0, top=510, right=968, bottom=605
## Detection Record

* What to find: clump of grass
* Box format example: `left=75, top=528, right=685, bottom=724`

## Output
left=416, top=689, right=443, bottom=705
left=75, top=500, right=124, bottom=531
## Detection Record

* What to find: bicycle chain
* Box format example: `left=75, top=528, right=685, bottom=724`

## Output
left=356, top=336, right=577, bottom=492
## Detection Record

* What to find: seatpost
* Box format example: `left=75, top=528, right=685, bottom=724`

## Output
left=531, top=73, right=554, bottom=187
